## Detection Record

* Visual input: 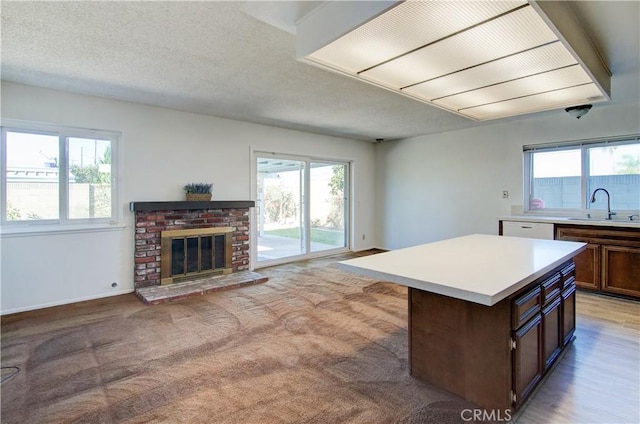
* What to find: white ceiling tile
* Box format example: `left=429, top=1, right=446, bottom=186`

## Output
left=460, top=83, right=607, bottom=120
left=359, top=6, right=558, bottom=89
left=433, top=65, right=592, bottom=111
left=308, top=0, right=526, bottom=74
left=403, top=42, right=577, bottom=100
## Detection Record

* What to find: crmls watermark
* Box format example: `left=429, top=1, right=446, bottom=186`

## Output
left=460, top=408, right=512, bottom=422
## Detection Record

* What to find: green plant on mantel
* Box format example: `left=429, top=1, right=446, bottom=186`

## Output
left=183, top=183, right=213, bottom=194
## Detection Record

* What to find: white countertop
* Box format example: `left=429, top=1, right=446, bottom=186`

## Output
left=499, top=215, right=640, bottom=228
left=339, top=234, right=586, bottom=306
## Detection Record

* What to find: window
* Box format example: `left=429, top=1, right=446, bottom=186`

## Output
left=524, top=136, right=640, bottom=215
left=1, top=121, right=120, bottom=228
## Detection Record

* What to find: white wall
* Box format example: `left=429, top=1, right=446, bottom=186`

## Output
left=0, top=82, right=377, bottom=314
left=376, top=101, right=640, bottom=250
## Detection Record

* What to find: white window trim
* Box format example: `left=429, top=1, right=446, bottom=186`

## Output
left=523, top=134, right=640, bottom=217
left=1, top=119, right=123, bottom=235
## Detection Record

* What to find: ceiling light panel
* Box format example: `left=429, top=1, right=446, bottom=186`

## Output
left=360, top=6, right=558, bottom=89
left=297, top=1, right=611, bottom=121
left=433, top=65, right=592, bottom=111
left=403, top=41, right=577, bottom=100
left=461, top=83, right=605, bottom=120
left=307, top=0, right=526, bottom=75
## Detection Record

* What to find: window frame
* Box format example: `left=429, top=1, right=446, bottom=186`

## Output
left=252, top=151, right=351, bottom=268
left=523, top=134, right=640, bottom=216
left=1, top=119, right=122, bottom=232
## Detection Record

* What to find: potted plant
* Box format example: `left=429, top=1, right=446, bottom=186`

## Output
left=184, top=183, right=213, bottom=201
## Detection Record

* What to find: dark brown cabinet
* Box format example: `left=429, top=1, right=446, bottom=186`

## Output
left=572, top=243, right=601, bottom=290
left=560, top=262, right=577, bottom=346
left=509, top=262, right=575, bottom=409
left=602, top=245, right=640, bottom=297
left=562, top=281, right=577, bottom=345
left=408, top=259, right=578, bottom=413
left=542, top=296, right=562, bottom=370
left=512, top=313, right=542, bottom=409
left=556, top=225, right=640, bottom=298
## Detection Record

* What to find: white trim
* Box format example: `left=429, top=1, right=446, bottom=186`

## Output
left=0, top=223, right=126, bottom=238
left=1, top=117, right=118, bottom=136
left=523, top=134, right=640, bottom=151
left=253, top=246, right=351, bottom=269
left=351, top=246, right=387, bottom=253
left=249, top=145, right=257, bottom=271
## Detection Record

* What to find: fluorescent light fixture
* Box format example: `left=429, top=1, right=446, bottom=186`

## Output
left=296, top=1, right=610, bottom=121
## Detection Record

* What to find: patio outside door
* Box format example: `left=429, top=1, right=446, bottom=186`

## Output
left=255, top=154, right=348, bottom=266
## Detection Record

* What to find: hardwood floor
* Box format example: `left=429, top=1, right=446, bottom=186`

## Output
left=516, top=291, right=640, bottom=424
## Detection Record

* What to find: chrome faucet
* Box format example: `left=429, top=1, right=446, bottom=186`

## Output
left=590, top=188, right=616, bottom=220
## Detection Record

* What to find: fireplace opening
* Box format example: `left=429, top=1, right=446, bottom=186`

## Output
left=161, top=227, right=233, bottom=285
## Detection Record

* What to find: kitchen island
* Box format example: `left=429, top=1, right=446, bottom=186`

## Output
left=339, top=234, right=586, bottom=411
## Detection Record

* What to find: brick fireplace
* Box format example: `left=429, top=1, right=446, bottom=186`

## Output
left=130, top=201, right=255, bottom=289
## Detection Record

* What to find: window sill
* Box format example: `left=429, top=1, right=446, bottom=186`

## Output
left=0, top=222, right=126, bottom=238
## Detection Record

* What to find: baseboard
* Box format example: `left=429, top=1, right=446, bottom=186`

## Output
left=351, top=246, right=389, bottom=253
left=0, top=289, right=135, bottom=316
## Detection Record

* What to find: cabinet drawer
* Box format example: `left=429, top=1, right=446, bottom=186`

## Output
left=541, top=273, right=562, bottom=305
left=560, top=262, right=576, bottom=279
left=564, top=275, right=576, bottom=289
left=512, top=286, right=542, bottom=329
left=502, top=221, right=554, bottom=240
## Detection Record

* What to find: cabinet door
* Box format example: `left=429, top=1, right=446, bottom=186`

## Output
left=542, top=296, right=562, bottom=371
left=573, top=244, right=600, bottom=290
left=562, top=282, right=576, bottom=346
left=512, top=313, right=542, bottom=409
left=602, top=245, right=640, bottom=298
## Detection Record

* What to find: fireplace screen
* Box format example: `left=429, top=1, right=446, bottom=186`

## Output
left=161, top=227, right=233, bottom=284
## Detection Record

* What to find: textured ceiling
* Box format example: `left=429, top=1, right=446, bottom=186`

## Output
left=1, top=1, right=638, bottom=142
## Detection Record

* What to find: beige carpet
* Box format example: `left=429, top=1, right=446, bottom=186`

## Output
left=1, top=251, right=478, bottom=423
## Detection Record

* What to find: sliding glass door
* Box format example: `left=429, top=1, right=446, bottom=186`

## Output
left=309, top=162, right=346, bottom=253
left=255, top=154, right=348, bottom=265
left=256, top=157, right=305, bottom=260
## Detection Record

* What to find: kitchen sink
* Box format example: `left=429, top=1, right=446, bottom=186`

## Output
left=567, top=217, right=636, bottom=222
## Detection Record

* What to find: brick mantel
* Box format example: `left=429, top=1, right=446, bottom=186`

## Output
left=132, top=202, right=253, bottom=289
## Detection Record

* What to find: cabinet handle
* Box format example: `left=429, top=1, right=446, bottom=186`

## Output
left=521, top=226, right=533, bottom=229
